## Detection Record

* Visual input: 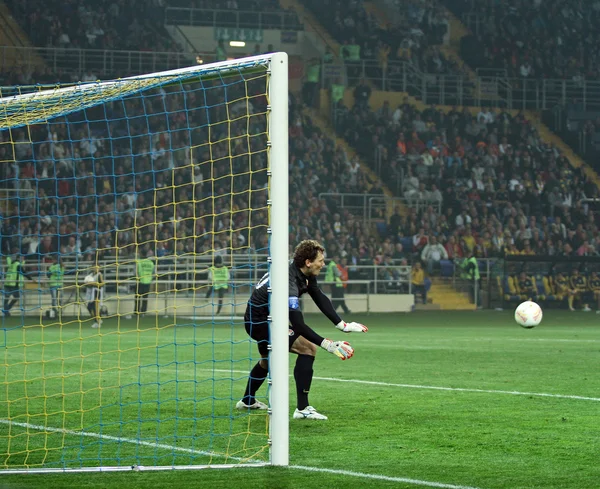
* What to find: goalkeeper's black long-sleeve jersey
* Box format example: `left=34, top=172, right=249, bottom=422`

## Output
left=245, top=261, right=342, bottom=346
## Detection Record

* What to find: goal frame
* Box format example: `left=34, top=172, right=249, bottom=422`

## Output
left=0, top=52, right=289, bottom=473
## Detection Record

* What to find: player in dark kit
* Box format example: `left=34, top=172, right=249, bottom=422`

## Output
left=236, top=240, right=368, bottom=420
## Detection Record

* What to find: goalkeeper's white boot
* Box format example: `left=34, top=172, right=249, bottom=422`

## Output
left=236, top=399, right=268, bottom=410
left=293, top=406, right=328, bottom=420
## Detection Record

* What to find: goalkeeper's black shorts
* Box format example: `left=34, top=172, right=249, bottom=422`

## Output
left=244, top=307, right=296, bottom=357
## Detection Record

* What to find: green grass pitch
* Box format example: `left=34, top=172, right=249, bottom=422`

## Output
left=1, top=310, right=599, bottom=489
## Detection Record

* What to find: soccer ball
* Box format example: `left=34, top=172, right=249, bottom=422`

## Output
left=514, top=301, right=543, bottom=328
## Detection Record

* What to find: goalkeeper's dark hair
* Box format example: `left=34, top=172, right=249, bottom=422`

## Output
left=293, top=240, right=325, bottom=269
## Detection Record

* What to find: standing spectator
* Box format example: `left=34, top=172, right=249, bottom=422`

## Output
left=206, top=255, right=229, bottom=315
left=303, top=57, right=321, bottom=108
left=134, top=250, right=155, bottom=317
left=353, top=78, right=371, bottom=109
left=3, top=253, right=34, bottom=317
left=459, top=250, right=481, bottom=308
left=325, top=254, right=350, bottom=314
left=421, top=235, right=448, bottom=275
left=411, top=261, right=427, bottom=304
left=47, top=256, right=64, bottom=319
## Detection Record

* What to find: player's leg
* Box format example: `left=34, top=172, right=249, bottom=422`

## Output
left=582, top=291, right=592, bottom=312
left=340, top=289, right=351, bottom=314
left=134, top=282, right=141, bottom=314
left=331, top=285, right=342, bottom=311
left=290, top=335, right=327, bottom=420
left=87, top=301, right=96, bottom=323
left=50, top=288, right=58, bottom=316
left=237, top=318, right=269, bottom=410
left=289, top=335, right=317, bottom=410
left=568, top=290, right=575, bottom=311
left=205, top=286, right=212, bottom=299
left=595, top=291, right=600, bottom=313
left=141, top=283, right=150, bottom=314
left=6, top=289, right=19, bottom=314
left=3, top=288, right=12, bottom=315
left=216, top=288, right=225, bottom=314
left=96, top=298, right=103, bottom=327
left=90, top=299, right=102, bottom=328
left=5, top=288, right=18, bottom=313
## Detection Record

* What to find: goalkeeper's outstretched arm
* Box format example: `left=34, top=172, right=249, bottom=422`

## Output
left=289, top=309, right=325, bottom=346
left=307, top=285, right=341, bottom=324
left=289, top=310, right=354, bottom=360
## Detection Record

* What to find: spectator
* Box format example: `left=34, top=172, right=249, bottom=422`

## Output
left=353, top=80, right=372, bottom=109
left=421, top=235, right=448, bottom=275
left=303, top=58, right=321, bottom=108
left=411, top=261, right=426, bottom=304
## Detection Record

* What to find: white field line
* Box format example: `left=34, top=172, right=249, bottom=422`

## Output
left=206, top=368, right=600, bottom=402
left=7, top=365, right=600, bottom=403
left=0, top=419, right=485, bottom=489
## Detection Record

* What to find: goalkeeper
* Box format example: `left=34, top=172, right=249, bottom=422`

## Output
left=237, top=239, right=368, bottom=420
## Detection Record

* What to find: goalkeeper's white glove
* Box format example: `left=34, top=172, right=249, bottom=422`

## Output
left=320, top=338, right=354, bottom=360
left=336, top=320, right=368, bottom=333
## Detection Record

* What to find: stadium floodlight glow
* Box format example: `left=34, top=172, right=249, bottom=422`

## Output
left=229, top=41, right=246, bottom=47
left=0, top=52, right=289, bottom=472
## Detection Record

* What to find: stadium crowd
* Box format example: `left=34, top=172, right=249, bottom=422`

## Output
left=2, top=0, right=600, bottom=303
left=333, top=94, right=600, bottom=263
left=301, top=0, right=462, bottom=81
left=0, top=77, right=391, bottom=283
left=447, top=0, right=600, bottom=81
left=7, top=0, right=175, bottom=52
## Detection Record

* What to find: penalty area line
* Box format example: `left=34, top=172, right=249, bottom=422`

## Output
left=0, top=420, right=486, bottom=489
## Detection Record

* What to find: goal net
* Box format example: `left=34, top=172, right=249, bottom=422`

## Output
left=0, top=53, right=289, bottom=472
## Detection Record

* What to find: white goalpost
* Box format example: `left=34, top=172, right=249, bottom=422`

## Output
left=0, top=53, right=289, bottom=473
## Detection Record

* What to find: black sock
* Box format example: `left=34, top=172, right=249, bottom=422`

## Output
left=217, top=299, right=223, bottom=314
left=294, top=354, right=315, bottom=410
left=242, top=361, right=268, bottom=405
left=7, top=299, right=16, bottom=311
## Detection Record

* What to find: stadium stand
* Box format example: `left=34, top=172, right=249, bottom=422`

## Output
left=5, top=0, right=600, bottom=309
left=6, top=0, right=175, bottom=52
left=544, top=100, right=600, bottom=177
left=0, top=84, right=389, bottom=280
left=446, top=0, right=600, bottom=80
left=164, top=0, right=302, bottom=29
left=332, top=96, right=600, bottom=267
left=300, top=0, right=461, bottom=83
